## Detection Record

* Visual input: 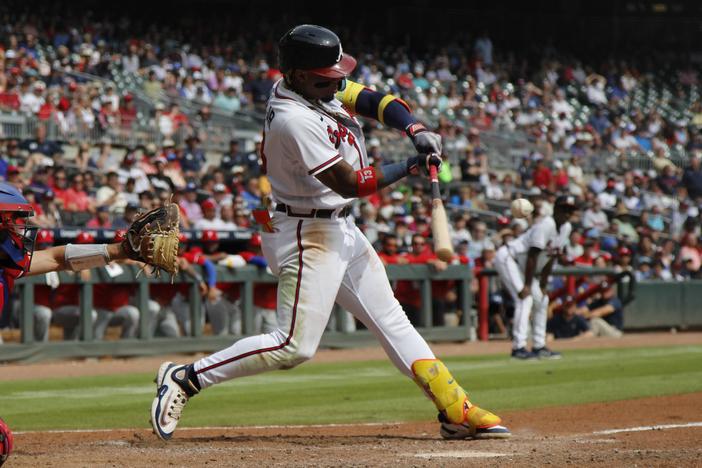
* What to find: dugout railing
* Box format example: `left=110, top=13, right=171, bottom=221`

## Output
left=0, top=263, right=475, bottom=363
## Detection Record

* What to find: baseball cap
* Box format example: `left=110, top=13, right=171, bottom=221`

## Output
left=562, top=295, right=576, bottom=307
left=201, top=199, right=216, bottom=210
left=6, top=165, right=20, bottom=174
left=36, top=229, right=54, bottom=245
left=185, top=182, right=197, bottom=192
left=76, top=232, right=95, bottom=244
left=554, top=195, right=578, bottom=210
left=618, top=246, right=632, bottom=257
left=214, top=183, right=227, bottom=193
left=201, top=229, right=219, bottom=242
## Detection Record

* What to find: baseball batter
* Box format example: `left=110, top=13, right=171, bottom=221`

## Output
left=494, top=195, right=578, bottom=359
left=150, top=24, right=510, bottom=441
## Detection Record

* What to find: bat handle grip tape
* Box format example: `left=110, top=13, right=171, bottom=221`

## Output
left=429, top=165, right=441, bottom=199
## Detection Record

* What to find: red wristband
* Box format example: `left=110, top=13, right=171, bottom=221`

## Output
left=356, top=167, right=378, bottom=197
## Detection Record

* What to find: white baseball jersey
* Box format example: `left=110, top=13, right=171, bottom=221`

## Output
left=262, top=79, right=368, bottom=210
left=506, top=216, right=572, bottom=269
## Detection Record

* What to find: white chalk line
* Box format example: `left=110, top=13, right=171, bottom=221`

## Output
left=14, top=421, right=403, bottom=435
left=15, top=420, right=702, bottom=438
left=411, top=451, right=509, bottom=459
left=592, top=421, right=702, bottom=435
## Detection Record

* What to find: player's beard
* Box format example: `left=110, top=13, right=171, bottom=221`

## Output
left=320, top=93, right=335, bottom=102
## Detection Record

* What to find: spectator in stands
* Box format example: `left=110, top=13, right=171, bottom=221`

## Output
left=179, top=182, right=203, bottom=223
left=241, top=178, right=262, bottom=210
left=449, top=212, right=472, bottom=248
left=213, top=86, right=241, bottom=113
left=220, top=139, right=242, bottom=173
left=612, top=207, right=639, bottom=243
left=118, top=151, right=151, bottom=194
left=149, top=157, right=175, bottom=192
left=597, top=178, right=618, bottom=209
left=682, top=154, right=702, bottom=201
left=95, top=171, right=126, bottom=213
left=59, top=172, right=93, bottom=214
left=86, top=205, right=112, bottom=228
left=531, top=154, right=552, bottom=191
left=547, top=296, right=593, bottom=340
left=459, top=146, right=485, bottom=183
left=582, top=199, right=609, bottom=233
left=467, top=220, right=493, bottom=260
left=589, top=168, right=607, bottom=194
left=247, top=69, right=275, bottom=107
left=484, top=172, right=504, bottom=200
left=218, top=204, right=239, bottom=230
left=20, top=80, right=45, bottom=114
left=678, top=234, right=701, bottom=277
left=143, top=70, right=163, bottom=101
left=112, top=202, right=139, bottom=229
left=182, top=135, right=207, bottom=177
left=194, top=199, right=225, bottom=230
left=580, top=285, right=624, bottom=338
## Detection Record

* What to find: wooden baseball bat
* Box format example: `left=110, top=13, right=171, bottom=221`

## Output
left=429, top=164, right=454, bottom=262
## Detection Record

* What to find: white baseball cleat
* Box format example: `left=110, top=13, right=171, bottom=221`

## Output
left=150, top=362, right=198, bottom=441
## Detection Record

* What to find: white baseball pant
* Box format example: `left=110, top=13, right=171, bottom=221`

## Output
left=494, top=246, right=548, bottom=350
left=193, top=212, right=435, bottom=388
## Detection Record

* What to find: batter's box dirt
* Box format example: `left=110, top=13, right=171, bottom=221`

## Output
left=12, top=392, right=702, bottom=467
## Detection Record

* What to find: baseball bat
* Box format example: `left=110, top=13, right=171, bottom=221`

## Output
left=429, top=164, right=454, bottom=262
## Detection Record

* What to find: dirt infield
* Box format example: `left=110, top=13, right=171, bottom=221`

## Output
left=11, top=392, right=702, bottom=467
left=4, top=332, right=702, bottom=466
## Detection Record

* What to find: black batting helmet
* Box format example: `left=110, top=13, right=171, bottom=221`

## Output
left=278, top=25, right=357, bottom=78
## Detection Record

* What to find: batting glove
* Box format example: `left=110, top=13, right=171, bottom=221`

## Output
left=406, top=122, right=443, bottom=155
left=406, top=153, right=442, bottom=176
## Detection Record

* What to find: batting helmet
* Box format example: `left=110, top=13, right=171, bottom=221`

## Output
left=278, top=24, right=357, bottom=78
left=0, top=182, right=37, bottom=271
left=75, top=232, right=95, bottom=244
left=0, top=418, right=13, bottom=467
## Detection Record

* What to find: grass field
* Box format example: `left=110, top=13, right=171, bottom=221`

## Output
left=3, top=345, right=702, bottom=431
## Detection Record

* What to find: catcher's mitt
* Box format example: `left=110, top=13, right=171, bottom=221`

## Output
left=123, top=203, right=180, bottom=277
left=0, top=418, right=12, bottom=467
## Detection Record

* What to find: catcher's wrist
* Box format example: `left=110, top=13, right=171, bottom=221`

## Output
left=64, top=244, right=110, bottom=271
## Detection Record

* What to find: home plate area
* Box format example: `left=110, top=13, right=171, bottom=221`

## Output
left=12, top=392, right=702, bottom=467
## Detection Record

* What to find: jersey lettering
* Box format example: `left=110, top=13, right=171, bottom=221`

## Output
left=260, top=131, right=268, bottom=175
left=265, top=107, right=275, bottom=130
left=327, top=122, right=356, bottom=149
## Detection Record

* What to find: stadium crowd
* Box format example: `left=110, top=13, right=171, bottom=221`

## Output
left=1, top=3, right=701, bottom=343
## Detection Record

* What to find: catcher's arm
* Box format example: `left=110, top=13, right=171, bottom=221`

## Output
left=26, top=244, right=126, bottom=277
